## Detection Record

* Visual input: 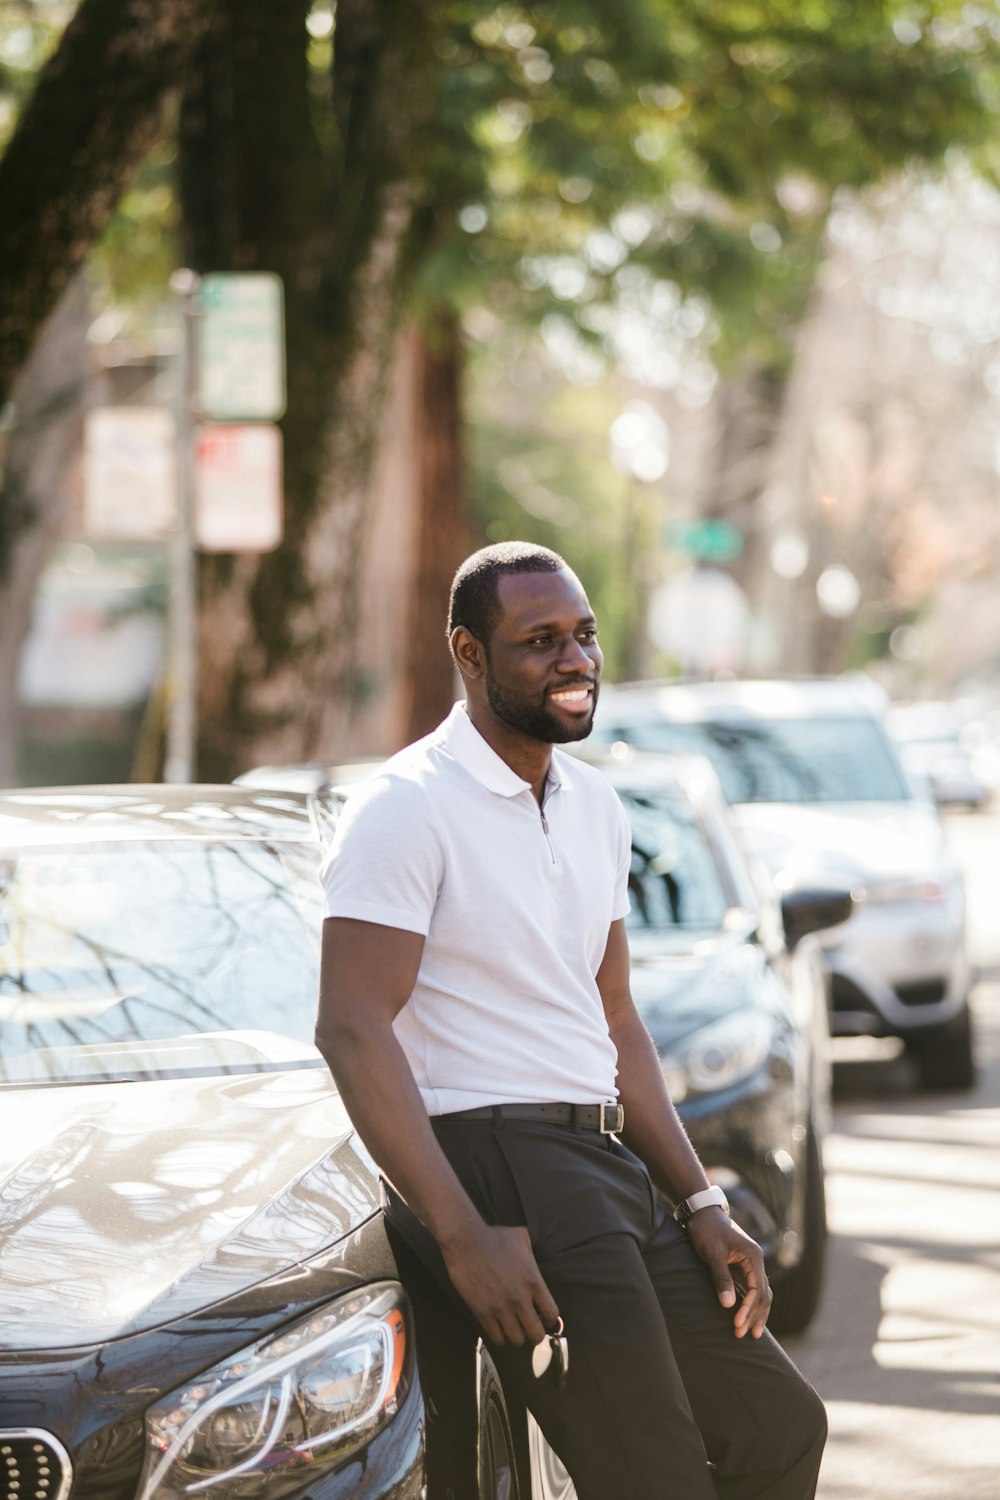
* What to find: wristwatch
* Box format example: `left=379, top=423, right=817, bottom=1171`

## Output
left=673, top=1185, right=730, bottom=1228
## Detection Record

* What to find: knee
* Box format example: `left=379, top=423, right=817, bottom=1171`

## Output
left=787, top=1377, right=828, bottom=1468
left=805, top=1382, right=827, bottom=1446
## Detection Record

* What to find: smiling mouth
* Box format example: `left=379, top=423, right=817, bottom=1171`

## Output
left=548, top=685, right=595, bottom=709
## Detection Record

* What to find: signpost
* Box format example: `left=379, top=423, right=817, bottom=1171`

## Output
left=83, top=408, right=176, bottom=540
left=196, top=273, right=286, bottom=421
left=195, top=424, right=283, bottom=552
left=667, top=518, right=744, bottom=564
left=165, top=270, right=287, bottom=782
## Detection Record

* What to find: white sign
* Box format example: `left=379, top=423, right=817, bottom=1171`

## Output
left=648, top=568, right=749, bottom=674
left=195, top=424, right=283, bottom=552
left=82, top=407, right=177, bottom=539
left=197, top=273, right=286, bottom=420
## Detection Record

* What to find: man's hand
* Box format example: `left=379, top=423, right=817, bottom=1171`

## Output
left=440, top=1221, right=560, bottom=1346
left=686, top=1207, right=772, bottom=1338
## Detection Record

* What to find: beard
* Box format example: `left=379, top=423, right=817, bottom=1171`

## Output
left=485, top=672, right=599, bottom=744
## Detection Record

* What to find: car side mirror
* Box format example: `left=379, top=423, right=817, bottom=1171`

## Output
left=780, top=888, right=855, bottom=950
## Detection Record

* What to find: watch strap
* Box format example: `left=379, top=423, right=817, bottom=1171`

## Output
left=673, top=1185, right=730, bottom=1227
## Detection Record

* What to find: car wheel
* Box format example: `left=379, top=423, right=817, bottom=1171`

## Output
left=478, top=1347, right=523, bottom=1500
left=909, top=1002, right=976, bottom=1092
left=769, top=1119, right=828, bottom=1336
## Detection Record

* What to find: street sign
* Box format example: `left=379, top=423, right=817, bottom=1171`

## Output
left=196, top=273, right=286, bottom=421
left=648, top=567, right=749, bottom=674
left=82, top=407, right=177, bottom=539
left=195, top=424, right=283, bottom=552
left=667, top=518, right=744, bottom=563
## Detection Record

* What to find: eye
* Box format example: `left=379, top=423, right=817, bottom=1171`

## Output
left=527, top=635, right=552, bottom=647
left=578, top=627, right=598, bottom=642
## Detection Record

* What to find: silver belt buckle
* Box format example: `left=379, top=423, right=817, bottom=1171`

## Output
left=599, top=1102, right=623, bottom=1134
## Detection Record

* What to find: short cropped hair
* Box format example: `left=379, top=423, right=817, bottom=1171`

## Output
left=447, top=541, right=568, bottom=646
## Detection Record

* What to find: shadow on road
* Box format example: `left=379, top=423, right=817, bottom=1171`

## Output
left=784, top=1233, right=1000, bottom=1418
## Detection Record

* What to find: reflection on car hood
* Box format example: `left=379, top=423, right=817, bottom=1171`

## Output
left=729, top=801, right=950, bottom=887
left=628, top=935, right=772, bottom=1043
left=0, top=1069, right=379, bottom=1351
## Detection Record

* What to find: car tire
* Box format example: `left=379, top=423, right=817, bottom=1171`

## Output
left=478, top=1346, right=523, bottom=1500
left=769, top=1119, right=828, bottom=1336
left=909, top=1002, right=976, bottom=1092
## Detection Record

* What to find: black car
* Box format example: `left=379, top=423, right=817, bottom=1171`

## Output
left=0, top=786, right=520, bottom=1500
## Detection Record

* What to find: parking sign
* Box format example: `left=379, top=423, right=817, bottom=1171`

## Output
left=195, top=424, right=283, bottom=552
left=197, top=273, right=286, bottom=421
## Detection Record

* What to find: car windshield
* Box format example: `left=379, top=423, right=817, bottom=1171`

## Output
left=0, top=839, right=323, bottom=1086
left=618, top=788, right=730, bottom=932
left=607, top=716, right=911, bottom=805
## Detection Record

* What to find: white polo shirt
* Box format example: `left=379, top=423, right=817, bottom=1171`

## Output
left=319, top=702, right=631, bottom=1114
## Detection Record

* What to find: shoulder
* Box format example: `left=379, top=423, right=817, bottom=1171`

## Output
left=556, top=750, right=620, bottom=805
left=332, top=729, right=451, bottom=838
left=556, top=751, right=631, bottom=841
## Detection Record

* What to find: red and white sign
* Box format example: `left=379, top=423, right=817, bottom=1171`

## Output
left=195, top=424, right=283, bottom=552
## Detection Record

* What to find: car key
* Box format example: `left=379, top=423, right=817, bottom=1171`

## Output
left=531, top=1317, right=569, bottom=1391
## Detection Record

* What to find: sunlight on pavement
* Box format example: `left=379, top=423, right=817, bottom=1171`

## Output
left=786, top=961, right=1000, bottom=1500
left=817, top=1402, right=1000, bottom=1500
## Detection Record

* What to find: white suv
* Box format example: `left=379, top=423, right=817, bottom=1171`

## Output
left=593, top=676, right=973, bottom=1091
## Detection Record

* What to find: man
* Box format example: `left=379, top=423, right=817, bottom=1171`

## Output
left=316, top=542, right=826, bottom=1500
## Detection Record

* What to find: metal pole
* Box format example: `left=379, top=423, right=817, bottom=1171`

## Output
left=165, top=269, right=200, bottom=783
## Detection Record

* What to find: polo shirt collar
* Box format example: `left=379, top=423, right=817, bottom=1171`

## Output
left=444, top=702, right=575, bottom=797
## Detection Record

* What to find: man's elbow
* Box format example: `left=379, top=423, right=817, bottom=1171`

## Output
left=315, top=1001, right=361, bottom=1074
left=314, top=998, right=390, bottom=1085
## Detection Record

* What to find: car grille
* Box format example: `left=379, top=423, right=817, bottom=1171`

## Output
left=894, top=979, right=947, bottom=1007
left=0, top=1432, right=72, bottom=1500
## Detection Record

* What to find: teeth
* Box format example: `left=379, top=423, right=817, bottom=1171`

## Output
left=552, top=689, right=591, bottom=702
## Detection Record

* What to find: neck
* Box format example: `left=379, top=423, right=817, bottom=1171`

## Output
left=464, top=699, right=552, bottom=804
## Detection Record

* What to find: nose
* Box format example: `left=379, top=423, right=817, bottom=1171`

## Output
left=557, top=635, right=599, bottom=675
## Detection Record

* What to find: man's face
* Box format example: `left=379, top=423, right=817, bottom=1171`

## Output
left=482, top=568, right=603, bottom=744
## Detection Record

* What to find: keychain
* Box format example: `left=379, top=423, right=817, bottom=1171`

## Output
left=531, top=1316, right=569, bottom=1391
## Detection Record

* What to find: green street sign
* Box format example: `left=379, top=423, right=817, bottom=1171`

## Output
left=667, top=518, right=744, bottom=563
left=197, top=273, right=286, bottom=421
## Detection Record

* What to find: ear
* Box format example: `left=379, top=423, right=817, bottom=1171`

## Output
left=450, top=626, right=486, bottom=680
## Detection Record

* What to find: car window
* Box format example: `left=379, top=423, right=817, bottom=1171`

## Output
left=0, top=840, right=324, bottom=1086
left=606, top=716, right=911, bottom=805
left=618, top=788, right=730, bottom=931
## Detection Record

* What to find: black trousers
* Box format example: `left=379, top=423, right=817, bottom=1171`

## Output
left=384, top=1115, right=827, bottom=1500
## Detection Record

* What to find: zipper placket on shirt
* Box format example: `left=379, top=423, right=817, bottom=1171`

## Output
left=539, top=800, right=557, bottom=865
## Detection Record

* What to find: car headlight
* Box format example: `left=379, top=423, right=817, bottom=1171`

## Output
left=138, top=1282, right=410, bottom=1500
left=664, top=1011, right=775, bottom=1098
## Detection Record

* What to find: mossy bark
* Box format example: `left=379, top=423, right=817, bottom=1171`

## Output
left=0, top=0, right=223, bottom=438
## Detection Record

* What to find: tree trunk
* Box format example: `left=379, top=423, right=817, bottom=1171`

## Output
left=0, top=0, right=223, bottom=429
left=701, top=362, right=789, bottom=595
left=178, top=0, right=441, bottom=778
left=399, top=310, right=469, bottom=745
left=0, top=279, right=94, bottom=786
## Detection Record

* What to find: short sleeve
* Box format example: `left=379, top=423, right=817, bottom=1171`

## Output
left=611, top=795, right=632, bottom=922
left=319, top=776, right=443, bottom=935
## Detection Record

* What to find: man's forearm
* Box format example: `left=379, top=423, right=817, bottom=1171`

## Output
left=316, top=1016, right=482, bottom=1251
left=611, top=1007, right=711, bottom=1203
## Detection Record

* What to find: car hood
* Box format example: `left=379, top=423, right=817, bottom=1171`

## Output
left=0, top=1068, right=380, bottom=1351
left=628, top=933, right=775, bottom=1044
left=728, top=800, right=951, bottom=889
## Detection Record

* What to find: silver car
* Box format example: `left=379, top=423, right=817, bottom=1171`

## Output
left=592, top=677, right=973, bottom=1092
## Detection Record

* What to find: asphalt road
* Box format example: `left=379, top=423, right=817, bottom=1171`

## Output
left=782, top=810, right=1000, bottom=1500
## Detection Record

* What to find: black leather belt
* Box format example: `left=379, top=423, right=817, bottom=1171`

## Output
left=439, top=1101, right=624, bottom=1134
